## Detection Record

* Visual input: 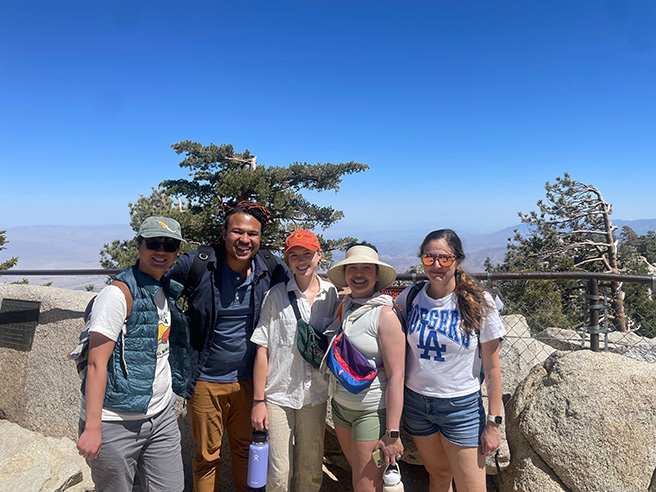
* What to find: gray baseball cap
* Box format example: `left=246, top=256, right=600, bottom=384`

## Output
left=138, top=217, right=185, bottom=242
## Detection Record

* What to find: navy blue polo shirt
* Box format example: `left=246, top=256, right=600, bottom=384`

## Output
left=199, top=257, right=256, bottom=383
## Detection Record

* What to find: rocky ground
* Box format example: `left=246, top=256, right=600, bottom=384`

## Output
left=321, top=460, right=429, bottom=491
left=320, top=462, right=499, bottom=491
left=321, top=435, right=500, bottom=492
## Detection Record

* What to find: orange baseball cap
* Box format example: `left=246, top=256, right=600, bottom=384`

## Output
left=285, top=230, right=320, bottom=253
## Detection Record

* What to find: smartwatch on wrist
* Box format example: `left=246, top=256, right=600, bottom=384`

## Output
left=386, top=429, right=400, bottom=439
left=487, top=415, right=502, bottom=425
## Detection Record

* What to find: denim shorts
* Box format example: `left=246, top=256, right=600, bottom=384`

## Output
left=402, top=387, right=485, bottom=447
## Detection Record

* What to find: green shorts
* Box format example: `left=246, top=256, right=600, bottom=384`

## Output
left=331, top=399, right=386, bottom=442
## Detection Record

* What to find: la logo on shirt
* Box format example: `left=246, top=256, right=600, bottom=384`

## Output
left=407, top=305, right=472, bottom=361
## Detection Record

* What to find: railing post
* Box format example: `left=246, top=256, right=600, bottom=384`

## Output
left=587, top=278, right=600, bottom=352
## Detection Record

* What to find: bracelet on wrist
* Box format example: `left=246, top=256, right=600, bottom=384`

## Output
left=253, top=399, right=266, bottom=404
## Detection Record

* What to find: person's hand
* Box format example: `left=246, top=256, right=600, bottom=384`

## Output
left=77, top=428, right=102, bottom=460
left=479, top=423, right=501, bottom=456
left=377, top=434, right=404, bottom=466
left=251, top=401, right=268, bottom=431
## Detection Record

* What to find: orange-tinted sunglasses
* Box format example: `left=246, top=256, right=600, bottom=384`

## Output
left=421, top=254, right=457, bottom=267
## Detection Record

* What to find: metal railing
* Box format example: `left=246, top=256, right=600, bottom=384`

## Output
left=2, top=269, right=656, bottom=365
left=396, top=272, right=656, bottom=365
left=0, top=269, right=122, bottom=276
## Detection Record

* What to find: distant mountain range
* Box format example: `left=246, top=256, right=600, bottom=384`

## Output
left=1, top=225, right=134, bottom=290
left=2, top=219, right=655, bottom=291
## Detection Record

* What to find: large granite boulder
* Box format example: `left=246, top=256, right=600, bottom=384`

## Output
left=0, top=284, right=230, bottom=492
left=535, top=327, right=656, bottom=363
left=0, top=419, right=94, bottom=492
left=499, top=315, right=556, bottom=397
left=0, top=284, right=95, bottom=440
left=484, top=314, right=556, bottom=476
left=501, top=350, right=656, bottom=492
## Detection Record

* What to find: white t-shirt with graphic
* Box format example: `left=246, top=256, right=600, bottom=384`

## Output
left=81, top=284, right=173, bottom=421
left=397, top=284, right=505, bottom=398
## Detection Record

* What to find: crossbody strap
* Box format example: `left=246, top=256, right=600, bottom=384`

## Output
left=287, top=289, right=303, bottom=321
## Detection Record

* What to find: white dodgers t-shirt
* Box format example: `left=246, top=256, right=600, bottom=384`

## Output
left=81, top=284, right=173, bottom=421
left=397, top=284, right=506, bottom=399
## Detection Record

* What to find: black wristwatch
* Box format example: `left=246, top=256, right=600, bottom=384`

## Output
left=487, top=415, right=503, bottom=425
left=386, top=429, right=400, bottom=439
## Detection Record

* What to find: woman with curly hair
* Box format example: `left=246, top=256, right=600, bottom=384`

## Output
left=396, top=229, right=505, bottom=492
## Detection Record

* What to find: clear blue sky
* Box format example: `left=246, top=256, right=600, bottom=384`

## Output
left=1, top=0, right=654, bottom=241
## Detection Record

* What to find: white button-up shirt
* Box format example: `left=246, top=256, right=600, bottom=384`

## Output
left=251, top=275, right=338, bottom=409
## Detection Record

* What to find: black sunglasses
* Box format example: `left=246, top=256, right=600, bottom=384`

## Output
left=144, top=238, right=180, bottom=253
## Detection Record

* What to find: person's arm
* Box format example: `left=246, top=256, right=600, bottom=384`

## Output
left=376, top=306, right=406, bottom=466
left=250, top=288, right=278, bottom=431
left=76, top=332, right=115, bottom=460
left=251, top=345, right=269, bottom=431
left=479, top=338, right=502, bottom=456
left=166, top=250, right=193, bottom=285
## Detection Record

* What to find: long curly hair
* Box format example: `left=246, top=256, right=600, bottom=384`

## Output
left=420, top=229, right=491, bottom=334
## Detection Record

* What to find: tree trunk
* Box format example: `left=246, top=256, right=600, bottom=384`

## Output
left=609, top=280, right=627, bottom=333
left=599, top=190, right=627, bottom=332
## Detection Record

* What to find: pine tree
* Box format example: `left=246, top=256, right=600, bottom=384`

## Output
left=0, top=230, right=18, bottom=271
left=618, top=226, right=656, bottom=337
left=100, top=142, right=368, bottom=269
left=487, top=173, right=625, bottom=332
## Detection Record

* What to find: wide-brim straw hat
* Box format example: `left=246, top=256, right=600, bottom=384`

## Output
left=327, top=245, right=396, bottom=290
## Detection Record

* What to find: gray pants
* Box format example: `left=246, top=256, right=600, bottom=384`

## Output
left=79, top=396, right=184, bottom=492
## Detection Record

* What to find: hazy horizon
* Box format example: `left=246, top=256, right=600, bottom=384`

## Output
left=2, top=2, right=655, bottom=236
left=3, top=217, right=656, bottom=291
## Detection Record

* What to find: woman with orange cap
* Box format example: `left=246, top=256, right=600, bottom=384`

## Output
left=251, top=230, right=338, bottom=492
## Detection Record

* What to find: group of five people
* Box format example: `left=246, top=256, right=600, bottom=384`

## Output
left=76, top=201, right=505, bottom=492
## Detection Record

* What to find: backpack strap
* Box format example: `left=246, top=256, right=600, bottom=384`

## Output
left=110, top=280, right=133, bottom=319
left=258, top=248, right=284, bottom=284
left=287, top=289, right=302, bottom=321
left=335, top=302, right=344, bottom=326
left=258, top=248, right=276, bottom=270
left=83, top=280, right=133, bottom=322
left=182, top=245, right=214, bottom=298
left=393, top=282, right=425, bottom=332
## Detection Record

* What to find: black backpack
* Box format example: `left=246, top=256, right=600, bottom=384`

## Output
left=181, top=245, right=281, bottom=298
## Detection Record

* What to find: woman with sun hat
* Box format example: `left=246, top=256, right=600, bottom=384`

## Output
left=326, top=242, right=406, bottom=492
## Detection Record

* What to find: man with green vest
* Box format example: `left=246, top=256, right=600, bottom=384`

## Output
left=76, top=216, right=189, bottom=492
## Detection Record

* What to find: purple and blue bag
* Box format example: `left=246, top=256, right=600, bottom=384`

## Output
left=325, top=330, right=378, bottom=394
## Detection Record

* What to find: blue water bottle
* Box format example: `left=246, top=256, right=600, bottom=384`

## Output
left=247, top=429, right=269, bottom=489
